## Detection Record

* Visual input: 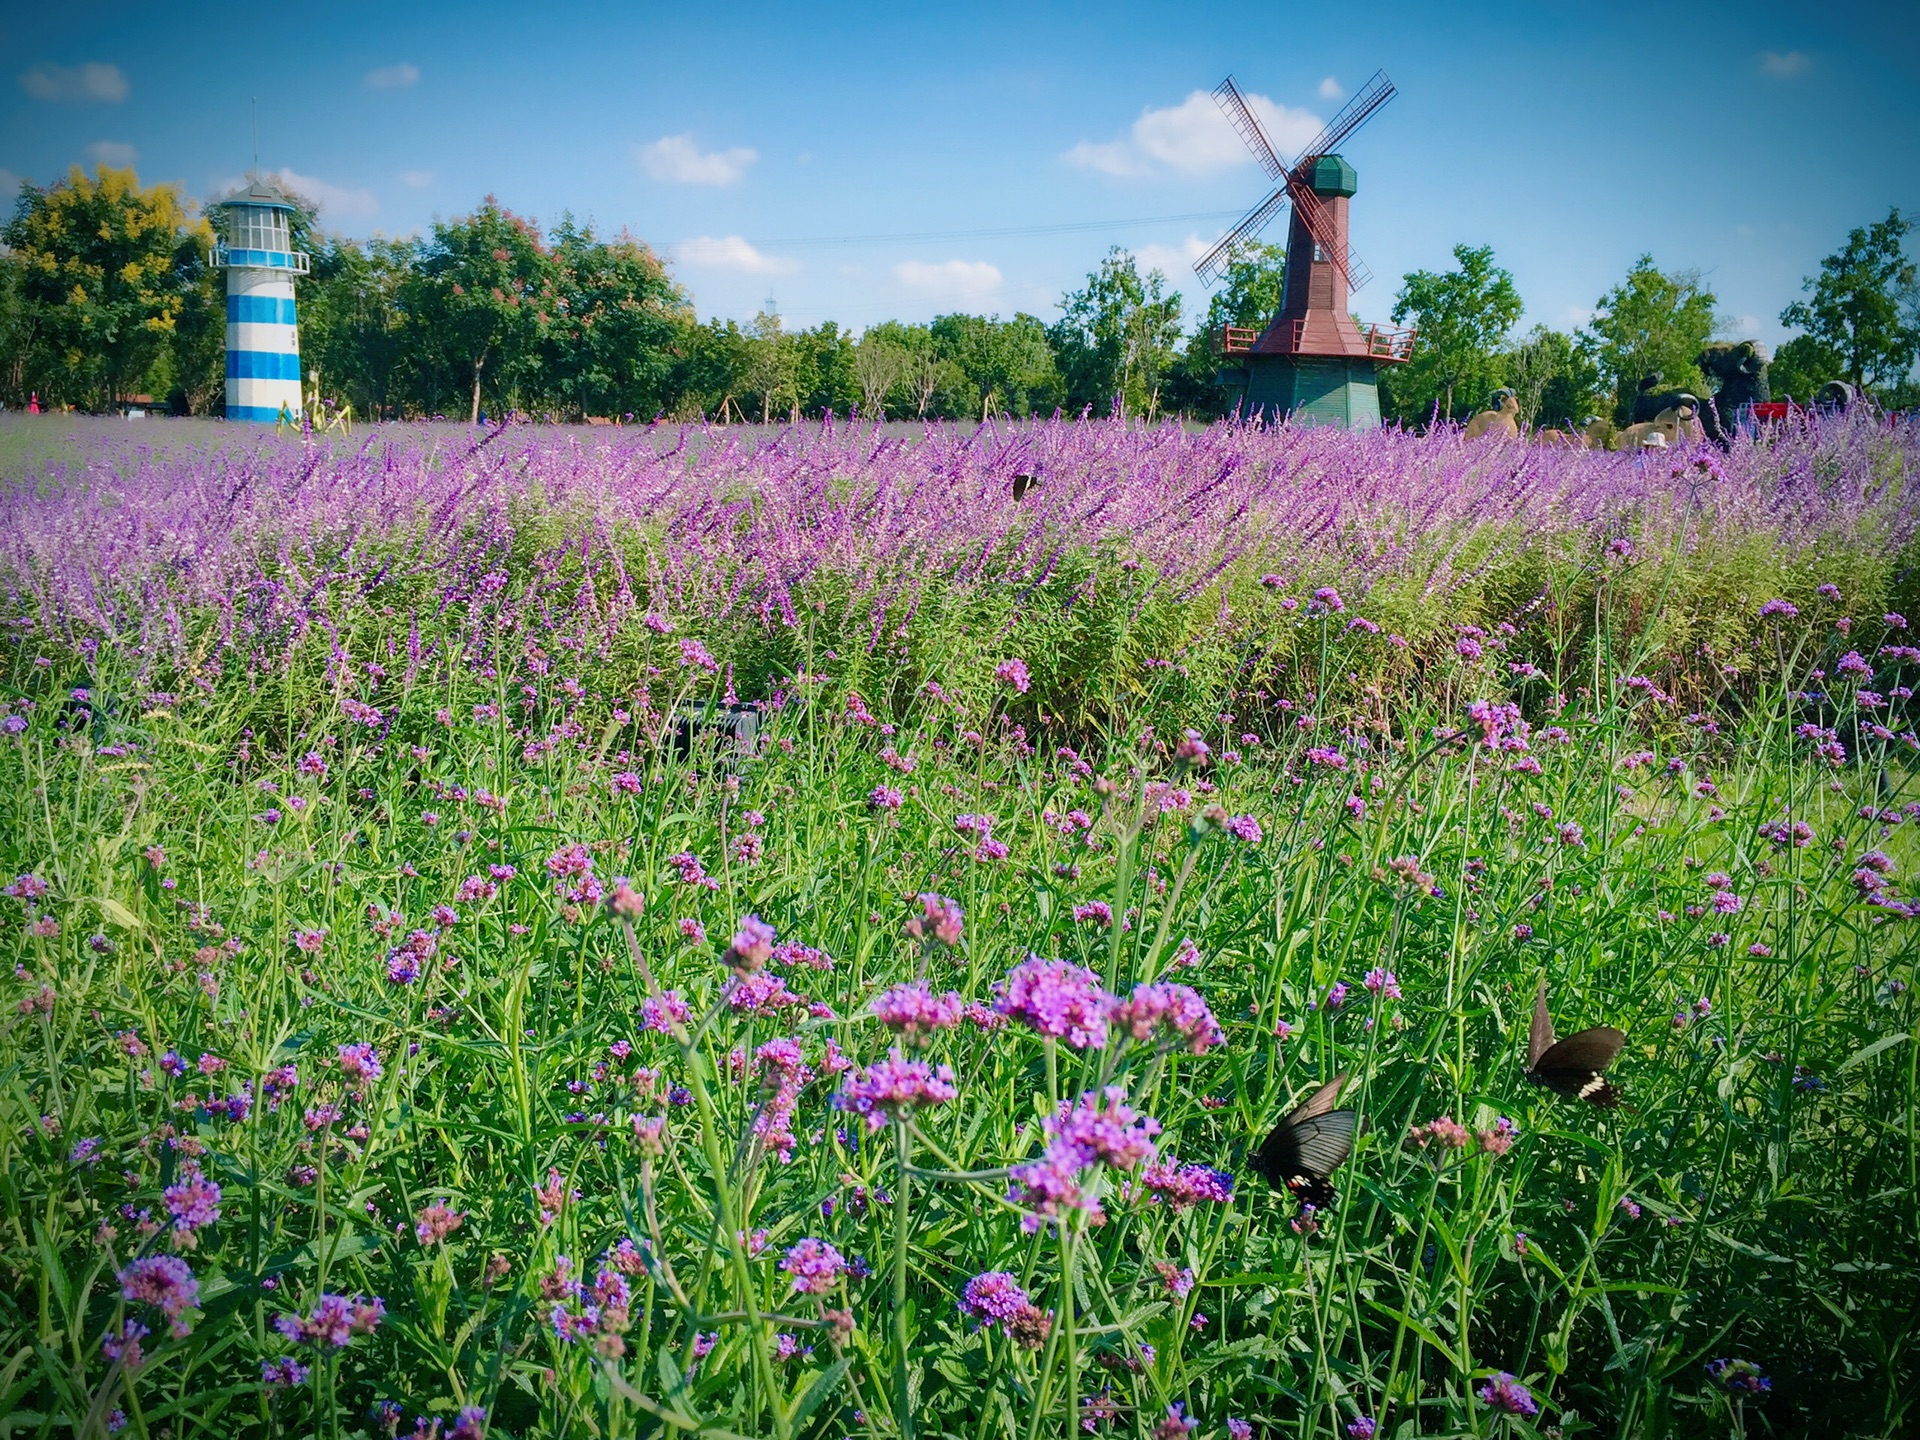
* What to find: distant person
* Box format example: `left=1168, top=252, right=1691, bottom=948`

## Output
left=28, top=392, right=40, bottom=414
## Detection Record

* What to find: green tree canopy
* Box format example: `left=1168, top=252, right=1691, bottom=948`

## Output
left=1050, top=248, right=1185, bottom=419
left=402, top=198, right=556, bottom=422
left=1172, top=241, right=1286, bottom=415
left=2, top=164, right=210, bottom=408
left=1385, top=243, right=1521, bottom=425
left=1581, top=255, right=1717, bottom=422
left=1779, top=208, right=1919, bottom=398
left=542, top=216, right=690, bottom=420
left=929, top=312, right=1062, bottom=419
left=1503, top=325, right=1603, bottom=429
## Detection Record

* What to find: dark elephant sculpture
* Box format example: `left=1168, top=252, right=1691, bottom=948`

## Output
left=1629, top=376, right=1700, bottom=426
left=1696, top=341, right=1770, bottom=447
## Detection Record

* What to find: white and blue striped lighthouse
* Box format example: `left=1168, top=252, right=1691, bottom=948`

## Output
left=213, top=182, right=309, bottom=422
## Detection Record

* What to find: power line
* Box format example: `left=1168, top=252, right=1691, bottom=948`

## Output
left=662, top=209, right=1244, bottom=253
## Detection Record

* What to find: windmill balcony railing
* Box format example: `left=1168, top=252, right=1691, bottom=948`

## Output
left=1212, top=322, right=1416, bottom=361
left=1363, top=323, right=1417, bottom=362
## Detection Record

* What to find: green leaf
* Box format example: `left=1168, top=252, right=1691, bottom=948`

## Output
left=788, top=1355, right=851, bottom=1429
left=1836, top=1032, right=1908, bottom=1072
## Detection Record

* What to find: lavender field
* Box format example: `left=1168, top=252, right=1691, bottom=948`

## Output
left=1, top=413, right=1916, bottom=1440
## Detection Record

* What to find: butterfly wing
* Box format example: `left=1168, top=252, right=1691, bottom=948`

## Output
left=1255, top=1076, right=1358, bottom=1206
left=1528, top=978, right=1555, bottom=1069
left=1288, top=1073, right=1349, bottom=1124
left=1529, top=1026, right=1627, bottom=1106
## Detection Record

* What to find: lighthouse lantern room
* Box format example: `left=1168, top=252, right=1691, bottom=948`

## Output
left=213, top=181, right=309, bottom=422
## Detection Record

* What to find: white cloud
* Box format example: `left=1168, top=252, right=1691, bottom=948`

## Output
left=1065, top=88, right=1322, bottom=178
left=1134, top=234, right=1210, bottom=278
left=1318, top=75, right=1345, bottom=100
left=397, top=169, right=433, bottom=189
left=1731, top=314, right=1763, bottom=338
left=85, top=140, right=137, bottom=168
left=20, top=61, right=128, bottom=102
left=364, top=63, right=420, bottom=90
left=1759, top=50, right=1809, bottom=78
left=892, top=259, right=1003, bottom=304
left=637, top=134, right=757, bottom=186
left=0, top=169, right=22, bottom=197
left=674, top=235, right=798, bottom=275
left=228, top=168, right=379, bottom=221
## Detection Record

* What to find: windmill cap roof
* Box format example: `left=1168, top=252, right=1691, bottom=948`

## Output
left=1305, top=153, right=1357, bottom=197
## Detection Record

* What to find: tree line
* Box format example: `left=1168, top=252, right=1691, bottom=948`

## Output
left=2, top=164, right=1914, bottom=424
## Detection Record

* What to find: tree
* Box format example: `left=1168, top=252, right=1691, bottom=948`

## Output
left=929, top=312, right=1062, bottom=419
left=1779, top=209, right=1919, bottom=398
left=669, top=318, right=751, bottom=421
left=1767, top=333, right=1843, bottom=404
left=1170, top=242, right=1286, bottom=416
left=543, top=216, right=689, bottom=420
left=402, top=198, right=555, bottom=423
left=853, top=331, right=909, bottom=418
left=298, top=234, right=420, bottom=419
left=1503, top=325, right=1601, bottom=429
left=1050, top=248, right=1185, bottom=419
left=1581, top=255, right=1717, bottom=423
left=2, top=164, right=210, bottom=409
left=742, top=308, right=800, bottom=423
left=1384, top=243, right=1521, bottom=425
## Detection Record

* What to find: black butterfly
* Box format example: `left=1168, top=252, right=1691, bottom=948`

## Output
left=1251, top=1073, right=1357, bottom=1209
left=1525, top=979, right=1626, bottom=1106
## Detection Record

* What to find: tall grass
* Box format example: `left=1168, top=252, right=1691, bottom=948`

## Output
left=0, top=416, right=1915, bottom=1439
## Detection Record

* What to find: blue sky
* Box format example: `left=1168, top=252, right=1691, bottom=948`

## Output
left=4, top=0, right=1917, bottom=346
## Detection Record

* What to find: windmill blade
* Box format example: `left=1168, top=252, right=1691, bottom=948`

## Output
left=1195, top=187, right=1289, bottom=286
left=1286, top=180, right=1375, bottom=293
left=1212, top=76, right=1284, bottom=181
left=1297, top=69, right=1397, bottom=162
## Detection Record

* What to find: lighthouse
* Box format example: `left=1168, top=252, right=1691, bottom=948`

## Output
left=214, top=181, right=309, bottom=422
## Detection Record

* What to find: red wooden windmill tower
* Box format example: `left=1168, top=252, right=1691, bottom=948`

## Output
left=1196, top=71, right=1413, bottom=428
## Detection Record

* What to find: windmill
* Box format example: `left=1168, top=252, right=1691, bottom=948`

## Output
left=1195, top=71, right=1414, bottom=428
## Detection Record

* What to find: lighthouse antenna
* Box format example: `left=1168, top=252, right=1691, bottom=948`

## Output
left=251, top=97, right=259, bottom=169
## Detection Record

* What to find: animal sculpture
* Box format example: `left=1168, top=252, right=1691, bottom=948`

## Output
left=1613, top=403, right=1695, bottom=450
left=1696, top=341, right=1770, bottom=446
left=1463, top=389, right=1520, bottom=440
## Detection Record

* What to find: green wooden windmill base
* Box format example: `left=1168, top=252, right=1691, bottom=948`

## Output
left=1238, top=355, right=1384, bottom=429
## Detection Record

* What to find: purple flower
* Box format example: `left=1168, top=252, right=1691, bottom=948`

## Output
left=1758, top=598, right=1799, bottom=619
left=1706, top=1357, right=1771, bottom=1396
left=118, top=1256, right=199, bottom=1336
left=781, top=1238, right=849, bottom=1295
left=276, top=1293, right=386, bottom=1347
left=957, top=1272, right=1028, bottom=1328
left=995, top=658, right=1032, bottom=693
left=1362, top=968, right=1401, bottom=1000
left=901, top=891, right=964, bottom=946
left=1112, top=983, right=1222, bottom=1054
left=871, top=982, right=963, bottom=1041
left=1140, top=1157, right=1235, bottom=1208
left=1224, top=813, right=1263, bottom=843
left=727, top=914, right=777, bottom=969
left=995, top=957, right=1118, bottom=1050
left=338, top=1042, right=382, bottom=1087
left=834, top=1050, right=958, bottom=1129
left=868, top=784, right=903, bottom=810
left=1346, top=1419, right=1377, bottom=1439
left=163, top=1167, right=222, bottom=1233
left=1477, top=1372, right=1539, bottom=1416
